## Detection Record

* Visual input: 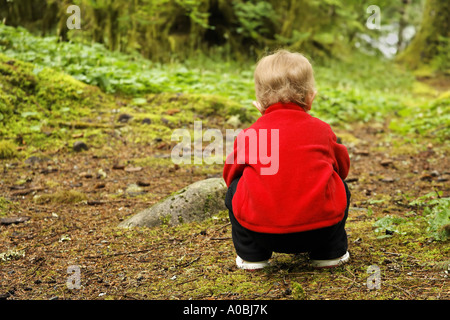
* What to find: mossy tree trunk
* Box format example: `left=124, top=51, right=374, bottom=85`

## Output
left=397, top=0, right=450, bottom=70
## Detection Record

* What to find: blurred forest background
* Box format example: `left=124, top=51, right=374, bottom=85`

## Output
left=0, top=0, right=449, bottom=300
left=1, top=0, right=449, bottom=67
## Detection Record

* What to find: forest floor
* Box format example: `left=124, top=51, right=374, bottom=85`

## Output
left=0, top=108, right=449, bottom=300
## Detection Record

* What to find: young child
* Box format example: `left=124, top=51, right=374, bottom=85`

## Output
left=223, top=50, right=351, bottom=270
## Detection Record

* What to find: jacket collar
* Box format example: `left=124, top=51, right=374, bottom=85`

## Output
left=264, top=102, right=306, bottom=115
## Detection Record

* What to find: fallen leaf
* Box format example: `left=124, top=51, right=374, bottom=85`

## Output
left=354, top=149, right=369, bottom=156
left=419, top=174, right=432, bottom=181
left=11, top=187, right=44, bottom=196
left=166, top=109, right=180, bottom=115
left=72, top=133, right=84, bottom=138
left=112, top=163, right=126, bottom=170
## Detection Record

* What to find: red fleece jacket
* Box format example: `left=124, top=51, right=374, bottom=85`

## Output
left=223, top=102, right=350, bottom=234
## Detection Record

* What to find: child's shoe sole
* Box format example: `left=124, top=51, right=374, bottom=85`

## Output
left=236, top=256, right=270, bottom=270
left=311, top=251, right=350, bottom=269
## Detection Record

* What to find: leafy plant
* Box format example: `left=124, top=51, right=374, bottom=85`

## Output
left=409, top=192, right=450, bottom=241
left=373, top=192, right=450, bottom=241
left=233, top=0, right=276, bottom=40
left=373, top=215, right=408, bottom=239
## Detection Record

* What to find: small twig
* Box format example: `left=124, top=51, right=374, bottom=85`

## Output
left=344, top=266, right=357, bottom=290
left=178, top=256, right=200, bottom=268
left=209, top=237, right=232, bottom=241
left=385, top=283, right=414, bottom=299
left=384, top=251, right=418, bottom=261
left=212, top=222, right=231, bottom=232
left=264, top=283, right=275, bottom=296
left=10, top=187, right=44, bottom=196
left=177, top=277, right=199, bottom=286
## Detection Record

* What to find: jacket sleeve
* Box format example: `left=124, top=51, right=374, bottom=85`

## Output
left=223, top=131, right=247, bottom=187
left=329, top=129, right=350, bottom=180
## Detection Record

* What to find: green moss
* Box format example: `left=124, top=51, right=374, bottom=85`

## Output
left=412, top=81, right=439, bottom=97
left=0, top=196, right=11, bottom=216
left=33, top=190, right=88, bottom=204
left=0, top=53, right=116, bottom=152
left=142, top=92, right=257, bottom=124
left=291, top=282, right=307, bottom=300
left=0, top=140, right=17, bottom=159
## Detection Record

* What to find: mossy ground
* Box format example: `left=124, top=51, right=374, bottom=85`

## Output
left=0, top=54, right=448, bottom=300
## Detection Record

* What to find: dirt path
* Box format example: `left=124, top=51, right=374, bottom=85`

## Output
left=0, top=121, right=448, bottom=300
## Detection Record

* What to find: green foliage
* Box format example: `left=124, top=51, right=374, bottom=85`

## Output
left=432, top=36, right=450, bottom=73
left=409, top=192, right=450, bottom=242
left=233, top=0, right=276, bottom=40
left=373, top=215, right=409, bottom=239
left=0, top=46, right=256, bottom=153
left=373, top=192, right=450, bottom=242
left=0, top=0, right=428, bottom=61
left=312, top=86, right=399, bottom=125
left=389, top=93, right=450, bottom=142
left=1, top=24, right=419, bottom=129
left=426, top=201, right=450, bottom=242
left=311, top=53, right=414, bottom=125
left=175, top=0, right=211, bottom=29
left=0, top=24, right=254, bottom=103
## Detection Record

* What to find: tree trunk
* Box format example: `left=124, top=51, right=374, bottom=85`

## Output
left=397, top=0, right=450, bottom=69
left=397, top=0, right=410, bottom=53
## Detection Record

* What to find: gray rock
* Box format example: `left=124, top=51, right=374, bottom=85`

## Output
left=118, top=178, right=227, bottom=228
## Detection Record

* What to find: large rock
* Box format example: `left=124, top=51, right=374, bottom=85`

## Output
left=118, top=178, right=227, bottom=228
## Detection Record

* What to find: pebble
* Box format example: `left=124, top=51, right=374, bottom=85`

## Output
left=118, top=113, right=132, bottom=123
left=73, top=141, right=89, bottom=152
left=419, top=173, right=433, bottom=181
left=125, top=183, right=144, bottom=196
left=79, top=172, right=93, bottom=178
left=430, top=170, right=439, bottom=177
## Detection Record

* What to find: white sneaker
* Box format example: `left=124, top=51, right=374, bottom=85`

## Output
left=311, top=251, right=350, bottom=269
left=236, top=256, right=270, bottom=270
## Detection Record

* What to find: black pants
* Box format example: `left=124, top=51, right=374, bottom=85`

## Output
left=225, top=177, right=351, bottom=262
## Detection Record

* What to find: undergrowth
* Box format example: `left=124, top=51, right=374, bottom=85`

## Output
left=0, top=23, right=423, bottom=129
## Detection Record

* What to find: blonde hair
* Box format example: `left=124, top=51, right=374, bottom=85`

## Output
left=254, top=49, right=315, bottom=111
